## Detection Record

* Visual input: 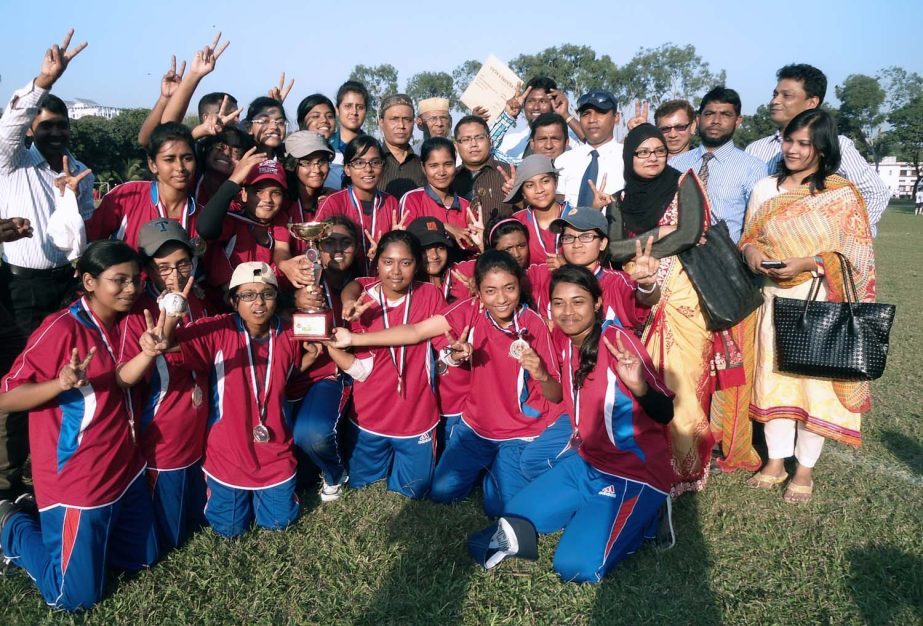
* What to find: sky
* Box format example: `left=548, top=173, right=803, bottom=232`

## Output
left=1, top=0, right=920, bottom=117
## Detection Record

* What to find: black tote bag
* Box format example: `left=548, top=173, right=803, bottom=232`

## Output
left=678, top=220, right=764, bottom=331
left=773, top=253, right=896, bottom=381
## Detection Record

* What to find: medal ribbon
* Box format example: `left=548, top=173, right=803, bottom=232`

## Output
left=526, top=202, right=564, bottom=257
left=153, top=182, right=194, bottom=231
left=347, top=185, right=381, bottom=260
left=240, top=315, right=276, bottom=429
left=376, top=283, right=413, bottom=395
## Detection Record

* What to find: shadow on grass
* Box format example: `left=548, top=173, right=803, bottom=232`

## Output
left=354, top=498, right=482, bottom=626
left=848, top=545, right=923, bottom=625
left=590, top=493, right=721, bottom=625
left=878, top=429, right=923, bottom=476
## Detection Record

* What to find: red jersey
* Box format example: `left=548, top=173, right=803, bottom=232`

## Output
left=512, top=203, right=571, bottom=265
left=349, top=280, right=445, bottom=437
left=117, top=289, right=210, bottom=471
left=440, top=299, right=560, bottom=440
left=2, top=299, right=145, bottom=510
left=174, top=314, right=301, bottom=489
left=399, top=186, right=472, bottom=243
left=86, top=181, right=200, bottom=250
left=316, top=186, right=397, bottom=274
left=201, top=210, right=289, bottom=290
left=555, top=323, right=673, bottom=493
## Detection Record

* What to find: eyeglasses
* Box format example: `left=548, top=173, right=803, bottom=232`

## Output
left=298, top=158, right=331, bottom=170
left=456, top=133, right=488, bottom=145
left=250, top=117, right=287, bottom=128
left=658, top=122, right=691, bottom=134
left=422, top=114, right=451, bottom=124
left=100, top=275, right=141, bottom=289
left=236, top=289, right=278, bottom=302
left=633, top=147, right=669, bottom=159
left=560, top=232, right=601, bottom=245
left=155, top=260, right=193, bottom=277
left=348, top=158, right=385, bottom=170
left=320, top=235, right=356, bottom=251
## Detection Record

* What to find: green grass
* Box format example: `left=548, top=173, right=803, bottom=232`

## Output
left=2, top=205, right=922, bottom=625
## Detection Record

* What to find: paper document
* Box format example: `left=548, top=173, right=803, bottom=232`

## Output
left=460, top=55, right=521, bottom=122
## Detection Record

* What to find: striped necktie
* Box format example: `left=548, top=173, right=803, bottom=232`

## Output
left=697, top=152, right=715, bottom=189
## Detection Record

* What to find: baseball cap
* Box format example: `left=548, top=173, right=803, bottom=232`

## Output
left=550, top=206, right=608, bottom=236
left=285, top=130, right=334, bottom=160
left=503, top=154, right=560, bottom=203
left=246, top=159, right=288, bottom=189
left=137, top=218, right=194, bottom=257
left=407, top=216, right=455, bottom=248
left=229, top=261, right=279, bottom=291
left=577, top=90, right=618, bottom=113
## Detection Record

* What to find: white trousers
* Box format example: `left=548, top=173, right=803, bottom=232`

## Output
left=764, top=419, right=826, bottom=468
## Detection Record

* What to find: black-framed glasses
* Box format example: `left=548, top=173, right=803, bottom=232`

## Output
left=155, top=260, right=193, bottom=277
left=658, top=122, right=692, bottom=134
left=634, top=147, right=669, bottom=159
left=456, top=133, right=488, bottom=145
left=348, top=158, right=385, bottom=170
left=236, top=289, right=278, bottom=302
left=560, top=232, right=601, bottom=245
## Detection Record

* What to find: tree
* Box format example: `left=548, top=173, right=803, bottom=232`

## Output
left=888, top=95, right=923, bottom=194
left=877, top=66, right=923, bottom=113
left=835, top=74, right=886, bottom=165
left=510, top=44, right=619, bottom=100
left=348, top=64, right=399, bottom=133
left=734, top=104, right=775, bottom=149
left=451, top=59, right=482, bottom=103
left=70, top=108, right=150, bottom=185
left=404, top=71, right=458, bottom=110
left=615, top=43, right=725, bottom=107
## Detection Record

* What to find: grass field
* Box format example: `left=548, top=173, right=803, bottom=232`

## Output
left=1, top=204, right=921, bottom=625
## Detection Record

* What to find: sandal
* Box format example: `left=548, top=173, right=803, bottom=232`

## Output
left=783, top=481, right=814, bottom=503
left=746, top=471, right=788, bottom=489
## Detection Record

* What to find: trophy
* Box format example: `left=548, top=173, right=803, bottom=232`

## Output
left=288, top=221, right=335, bottom=340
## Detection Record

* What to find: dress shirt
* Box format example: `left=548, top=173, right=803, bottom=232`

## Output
left=452, top=158, right=515, bottom=222
left=745, top=131, right=889, bottom=236
left=378, top=143, right=425, bottom=200
left=0, top=80, right=95, bottom=269
left=670, top=142, right=768, bottom=242
left=554, top=138, right=624, bottom=207
left=489, top=110, right=581, bottom=165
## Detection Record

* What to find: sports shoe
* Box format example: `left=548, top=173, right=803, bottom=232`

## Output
left=0, top=499, right=20, bottom=576
left=319, top=474, right=348, bottom=502
left=468, top=516, right=538, bottom=569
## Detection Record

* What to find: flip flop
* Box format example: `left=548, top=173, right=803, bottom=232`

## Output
left=783, top=481, right=814, bottom=503
left=746, top=472, right=788, bottom=489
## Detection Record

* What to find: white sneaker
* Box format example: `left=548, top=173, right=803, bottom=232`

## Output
left=319, top=474, right=348, bottom=502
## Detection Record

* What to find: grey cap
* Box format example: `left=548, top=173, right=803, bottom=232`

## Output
left=137, top=218, right=193, bottom=257
left=503, top=154, right=560, bottom=203
left=550, top=206, right=608, bottom=236
left=285, top=130, right=335, bottom=160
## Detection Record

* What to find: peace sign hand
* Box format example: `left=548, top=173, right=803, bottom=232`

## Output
left=444, top=223, right=474, bottom=249
left=58, top=347, right=96, bottom=391
left=268, top=72, right=294, bottom=103
left=629, top=236, right=659, bottom=289
left=602, top=333, right=648, bottom=396
left=140, top=309, right=170, bottom=357
left=392, top=209, right=409, bottom=232
left=549, top=89, right=570, bottom=118
left=498, top=163, right=517, bottom=200
left=160, top=55, right=186, bottom=99
left=342, top=291, right=375, bottom=323
left=36, top=29, right=88, bottom=90
left=53, top=155, right=93, bottom=198
left=466, top=204, right=485, bottom=251
left=450, top=268, right=476, bottom=297
left=504, top=83, right=533, bottom=119
left=587, top=174, right=613, bottom=210
left=197, top=94, right=244, bottom=138
left=626, top=100, right=650, bottom=131
left=443, top=325, right=472, bottom=363
left=189, top=32, right=229, bottom=78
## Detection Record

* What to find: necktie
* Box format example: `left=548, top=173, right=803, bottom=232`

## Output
left=576, top=149, right=599, bottom=207
left=697, top=152, right=715, bottom=189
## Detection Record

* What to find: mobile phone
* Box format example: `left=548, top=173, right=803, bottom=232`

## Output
left=760, top=260, right=786, bottom=269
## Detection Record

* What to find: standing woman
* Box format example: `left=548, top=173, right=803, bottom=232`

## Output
left=295, top=94, right=343, bottom=189
left=605, top=123, right=715, bottom=495
left=0, top=241, right=157, bottom=611
left=468, top=265, right=674, bottom=583
left=86, top=122, right=201, bottom=250
left=738, top=110, right=875, bottom=503
left=316, top=135, right=398, bottom=274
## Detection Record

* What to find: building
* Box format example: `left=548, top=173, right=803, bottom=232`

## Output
left=876, top=156, right=921, bottom=198
left=65, top=98, right=124, bottom=120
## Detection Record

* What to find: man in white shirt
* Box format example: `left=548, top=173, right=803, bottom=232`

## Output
left=0, top=30, right=90, bottom=501
left=745, top=63, right=889, bottom=235
left=555, top=91, right=624, bottom=207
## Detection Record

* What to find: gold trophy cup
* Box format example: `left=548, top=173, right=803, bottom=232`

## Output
left=288, top=221, right=334, bottom=340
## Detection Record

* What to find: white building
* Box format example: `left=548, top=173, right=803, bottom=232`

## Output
left=876, top=156, right=921, bottom=198
left=66, top=98, right=124, bottom=120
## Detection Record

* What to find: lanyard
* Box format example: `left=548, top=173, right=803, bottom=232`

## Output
left=347, top=185, right=381, bottom=258
left=152, top=182, right=194, bottom=231
left=79, top=297, right=137, bottom=443
left=565, top=341, right=581, bottom=428
left=240, top=316, right=276, bottom=427
left=376, top=283, right=413, bottom=395
left=526, top=203, right=563, bottom=257
left=485, top=304, right=526, bottom=340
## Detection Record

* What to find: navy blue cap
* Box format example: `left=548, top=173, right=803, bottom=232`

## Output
left=577, top=90, right=618, bottom=113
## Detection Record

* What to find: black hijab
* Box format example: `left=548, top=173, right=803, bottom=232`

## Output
left=620, top=123, right=681, bottom=234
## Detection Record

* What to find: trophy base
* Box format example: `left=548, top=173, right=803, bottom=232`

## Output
left=292, top=309, right=334, bottom=341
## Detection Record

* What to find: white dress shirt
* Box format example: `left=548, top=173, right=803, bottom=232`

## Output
left=745, top=131, right=888, bottom=236
left=554, top=137, right=624, bottom=207
left=0, top=80, right=95, bottom=269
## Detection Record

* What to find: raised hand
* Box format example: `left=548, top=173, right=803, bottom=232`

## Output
left=392, top=209, right=409, bottom=232
left=545, top=253, right=565, bottom=271
left=161, top=55, right=186, bottom=99
left=268, top=72, right=294, bottom=103
left=504, top=83, right=532, bottom=119
left=58, top=347, right=96, bottom=390
left=0, top=218, right=33, bottom=243
left=443, top=222, right=474, bottom=249
left=602, top=332, right=647, bottom=395
left=279, top=256, right=314, bottom=290
left=341, top=291, right=375, bottom=322
left=498, top=163, right=516, bottom=200
left=549, top=89, right=570, bottom=118
left=629, top=236, right=659, bottom=289
left=626, top=100, right=650, bottom=131
left=450, top=269, right=476, bottom=297
left=363, top=228, right=380, bottom=262
left=196, top=94, right=244, bottom=139
left=471, top=105, right=491, bottom=122
left=443, top=325, right=472, bottom=363
left=228, top=146, right=269, bottom=185
left=36, top=29, right=88, bottom=90
left=466, top=204, right=485, bottom=251
left=587, top=174, right=612, bottom=210
left=52, top=155, right=93, bottom=198
left=140, top=309, right=169, bottom=357
left=189, top=32, right=228, bottom=78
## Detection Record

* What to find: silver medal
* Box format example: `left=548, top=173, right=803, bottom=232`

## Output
left=191, top=384, right=203, bottom=407
left=252, top=424, right=271, bottom=443
left=509, top=338, right=529, bottom=360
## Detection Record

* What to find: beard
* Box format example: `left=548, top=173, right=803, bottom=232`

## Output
left=700, top=128, right=735, bottom=148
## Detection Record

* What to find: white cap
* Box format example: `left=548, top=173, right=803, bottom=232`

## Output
left=229, top=262, right=279, bottom=291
